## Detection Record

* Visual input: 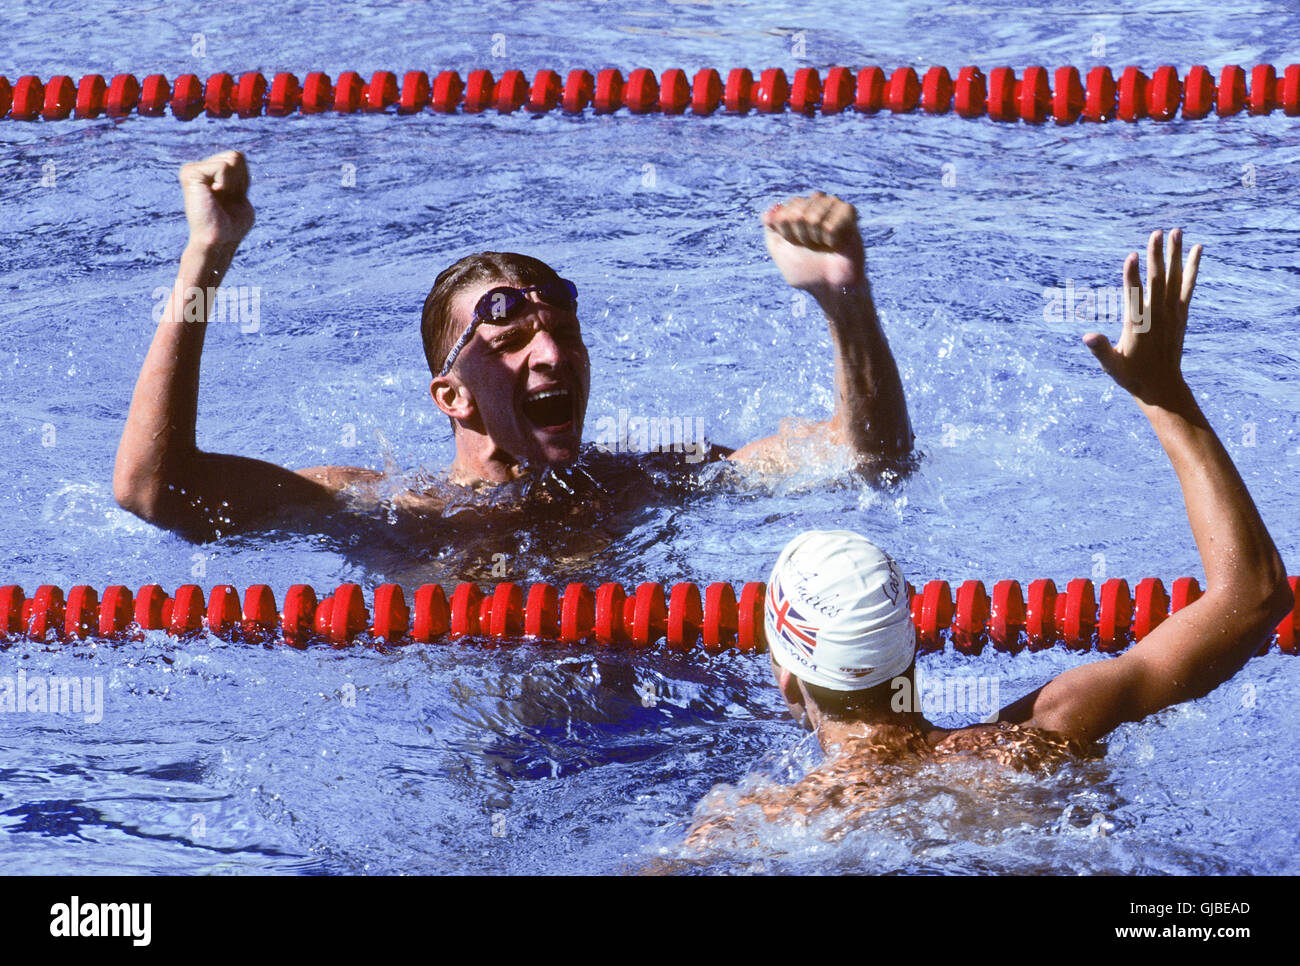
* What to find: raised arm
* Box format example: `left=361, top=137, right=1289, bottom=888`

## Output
left=729, top=192, right=914, bottom=472
left=112, top=151, right=379, bottom=542
left=1002, top=229, right=1292, bottom=744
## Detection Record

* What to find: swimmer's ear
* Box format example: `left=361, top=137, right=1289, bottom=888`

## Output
left=431, top=377, right=476, bottom=421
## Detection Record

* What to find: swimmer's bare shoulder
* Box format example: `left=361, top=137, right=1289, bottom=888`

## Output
left=683, top=722, right=1085, bottom=849
left=295, top=465, right=450, bottom=515
left=294, top=464, right=384, bottom=490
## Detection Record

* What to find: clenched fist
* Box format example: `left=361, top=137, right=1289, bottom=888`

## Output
left=179, top=150, right=255, bottom=252
left=762, top=191, right=865, bottom=295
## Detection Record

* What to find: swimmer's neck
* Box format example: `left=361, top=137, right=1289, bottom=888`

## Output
left=446, top=437, right=531, bottom=486
left=815, top=711, right=939, bottom=752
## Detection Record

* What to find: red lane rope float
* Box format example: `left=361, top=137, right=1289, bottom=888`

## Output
left=0, top=578, right=1295, bottom=657
left=8, top=65, right=1299, bottom=122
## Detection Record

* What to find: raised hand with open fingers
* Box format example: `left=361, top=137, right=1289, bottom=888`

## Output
left=1082, top=228, right=1202, bottom=410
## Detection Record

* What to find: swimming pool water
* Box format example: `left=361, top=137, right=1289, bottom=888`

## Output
left=1, top=0, right=1297, bottom=874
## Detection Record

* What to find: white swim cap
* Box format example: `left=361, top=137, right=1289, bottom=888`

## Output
left=765, top=530, right=915, bottom=692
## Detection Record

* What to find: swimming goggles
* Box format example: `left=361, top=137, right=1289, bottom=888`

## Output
left=437, top=278, right=579, bottom=377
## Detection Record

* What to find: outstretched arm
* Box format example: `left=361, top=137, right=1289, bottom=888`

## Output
left=729, top=192, right=914, bottom=471
left=113, top=151, right=379, bottom=541
left=1001, top=229, right=1292, bottom=744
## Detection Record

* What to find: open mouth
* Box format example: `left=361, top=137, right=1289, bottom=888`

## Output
left=522, top=387, right=574, bottom=431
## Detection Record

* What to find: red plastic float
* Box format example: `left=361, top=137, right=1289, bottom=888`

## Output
left=667, top=583, right=702, bottom=651
left=1025, top=579, right=1058, bottom=650
left=301, top=72, right=332, bottom=113
left=953, top=66, right=986, bottom=118
left=1249, top=64, right=1276, bottom=115
left=1183, top=65, right=1214, bottom=119
left=412, top=584, right=449, bottom=643
left=203, top=72, right=233, bottom=118
left=986, top=67, right=1016, bottom=121
left=269, top=72, right=302, bottom=116
left=75, top=75, right=107, bottom=119
left=989, top=580, right=1026, bottom=652
left=431, top=70, right=463, bottom=113
left=1052, top=66, right=1083, bottom=124
left=12, top=75, right=43, bottom=120
left=1132, top=577, right=1169, bottom=642
left=1218, top=65, right=1246, bottom=116
left=106, top=73, right=140, bottom=117
left=495, top=69, right=527, bottom=113
left=625, top=68, right=658, bottom=114
left=659, top=68, right=688, bottom=113
left=40, top=75, right=75, bottom=120
left=524, top=583, right=559, bottom=639
left=1097, top=579, right=1133, bottom=652
left=921, top=66, right=952, bottom=114
left=631, top=583, right=667, bottom=648
left=1170, top=576, right=1202, bottom=613
left=333, top=71, right=363, bottom=113
left=854, top=67, right=884, bottom=113
left=917, top=580, right=954, bottom=652
left=560, top=582, right=595, bottom=642
left=135, top=585, right=168, bottom=631
left=1277, top=577, right=1299, bottom=654
left=1148, top=65, right=1181, bottom=121
left=724, top=68, right=753, bottom=114
left=1283, top=65, right=1300, bottom=116
left=691, top=68, right=722, bottom=115
left=1019, top=65, right=1050, bottom=123
left=242, top=585, right=278, bottom=640
left=885, top=66, right=919, bottom=113
left=821, top=66, right=853, bottom=114
left=561, top=69, right=593, bottom=114
left=282, top=585, right=317, bottom=646
left=170, top=585, right=206, bottom=636
left=952, top=580, right=990, bottom=654
left=488, top=582, right=523, bottom=638
left=449, top=583, right=483, bottom=638
left=1117, top=66, right=1148, bottom=121
left=65, top=586, right=98, bottom=640
left=1083, top=66, right=1116, bottom=121
left=234, top=71, right=266, bottom=117
left=755, top=68, right=789, bottom=113
left=366, top=70, right=398, bottom=112
left=703, top=582, right=738, bottom=652
left=594, top=69, right=624, bottom=114
left=205, top=585, right=241, bottom=638
left=737, top=582, right=766, bottom=653
left=790, top=67, right=821, bottom=115
left=527, top=69, right=561, bottom=113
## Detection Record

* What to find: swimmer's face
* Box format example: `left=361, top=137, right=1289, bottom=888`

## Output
left=439, top=277, right=591, bottom=465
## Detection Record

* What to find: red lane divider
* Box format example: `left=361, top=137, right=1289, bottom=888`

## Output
left=0, top=578, right=1295, bottom=656
left=6, top=66, right=1300, bottom=122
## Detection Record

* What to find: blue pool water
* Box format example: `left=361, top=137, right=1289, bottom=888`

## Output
left=0, top=1, right=1297, bottom=873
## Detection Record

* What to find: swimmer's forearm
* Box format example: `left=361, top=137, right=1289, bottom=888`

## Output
left=817, top=281, right=914, bottom=460
left=113, top=243, right=231, bottom=511
left=1141, top=387, right=1288, bottom=609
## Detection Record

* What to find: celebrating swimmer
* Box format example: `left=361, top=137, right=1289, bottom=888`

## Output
left=685, top=229, right=1292, bottom=842
left=113, top=150, right=912, bottom=541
